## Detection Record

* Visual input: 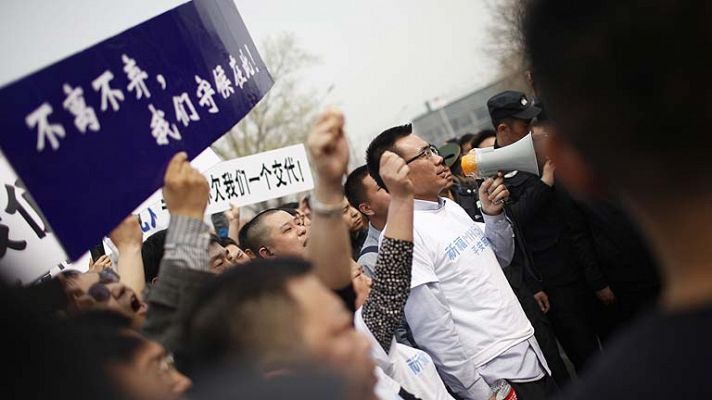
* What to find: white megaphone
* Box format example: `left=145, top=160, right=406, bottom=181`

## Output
left=460, top=133, right=539, bottom=178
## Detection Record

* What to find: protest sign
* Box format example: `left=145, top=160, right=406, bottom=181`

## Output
left=135, top=147, right=221, bottom=240
left=0, top=0, right=273, bottom=260
left=0, top=156, right=68, bottom=285
left=136, top=144, right=314, bottom=239
left=204, top=144, right=315, bottom=214
left=0, top=147, right=220, bottom=284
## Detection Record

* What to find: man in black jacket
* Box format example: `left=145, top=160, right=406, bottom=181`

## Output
left=523, top=1, right=712, bottom=398
left=487, top=91, right=601, bottom=375
left=570, top=198, right=662, bottom=341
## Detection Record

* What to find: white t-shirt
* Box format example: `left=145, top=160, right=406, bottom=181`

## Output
left=374, top=365, right=404, bottom=400
left=356, top=309, right=455, bottom=400
left=409, top=198, right=534, bottom=367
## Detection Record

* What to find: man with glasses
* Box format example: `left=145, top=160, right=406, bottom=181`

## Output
left=366, top=124, right=556, bottom=400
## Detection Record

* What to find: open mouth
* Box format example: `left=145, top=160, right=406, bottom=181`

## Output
left=130, top=294, right=141, bottom=312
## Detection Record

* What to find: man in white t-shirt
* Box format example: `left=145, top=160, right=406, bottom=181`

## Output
left=366, top=125, right=556, bottom=400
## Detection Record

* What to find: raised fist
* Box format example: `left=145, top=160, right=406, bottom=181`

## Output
left=306, top=108, right=349, bottom=187
left=162, top=152, right=209, bottom=220
left=379, top=151, right=413, bottom=199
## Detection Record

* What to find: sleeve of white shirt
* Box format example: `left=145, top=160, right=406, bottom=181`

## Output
left=481, top=211, right=515, bottom=268
left=405, top=283, right=493, bottom=400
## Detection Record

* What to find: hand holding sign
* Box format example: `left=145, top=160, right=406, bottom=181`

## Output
left=306, top=108, right=348, bottom=188
left=88, top=255, right=112, bottom=273
left=163, top=152, right=210, bottom=220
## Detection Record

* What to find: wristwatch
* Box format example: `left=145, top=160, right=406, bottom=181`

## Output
left=310, top=196, right=343, bottom=218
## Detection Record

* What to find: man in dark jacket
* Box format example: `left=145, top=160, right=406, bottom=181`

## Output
left=487, top=91, right=601, bottom=375
left=570, top=198, right=662, bottom=341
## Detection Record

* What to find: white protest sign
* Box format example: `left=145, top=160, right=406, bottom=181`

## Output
left=135, top=144, right=314, bottom=239
left=135, top=147, right=222, bottom=240
left=134, top=147, right=222, bottom=213
left=204, top=144, right=314, bottom=214
left=0, top=146, right=221, bottom=283
left=0, top=155, right=68, bottom=285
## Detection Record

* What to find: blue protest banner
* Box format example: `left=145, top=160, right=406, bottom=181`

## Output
left=0, top=0, right=272, bottom=259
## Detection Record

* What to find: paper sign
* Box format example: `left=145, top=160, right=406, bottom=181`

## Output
left=0, top=0, right=273, bottom=259
left=204, top=144, right=314, bottom=214
left=135, top=144, right=314, bottom=239
left=0, top=156, right=68, bottom=285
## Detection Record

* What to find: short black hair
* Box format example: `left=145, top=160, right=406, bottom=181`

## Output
left=492, top=115, right=523, bottom=131
left=471, top=129, right=497, bottom=148
left=524, top=0, right=712, bottom=197
left=0, top=286, right=121, bottom=399
left=459, top=133, right=476, bottom=147
left=142, top=230, right=167, bottom=283
left=279, top=201, right=299, bottom=210
left=238, top=208, right=285, bottom=256
left=183, top=258, right=312, bottom=371
left=69, top=310, right=142, bottom=363
left=279, top=207, right=299, bottom=216
left=365, top=124, right=413, bottom=190
left=209, top=233, right=221, bottom=246
left=344, top=165, right=369, bottom=212
left=219, top=236, right=239, bottom=248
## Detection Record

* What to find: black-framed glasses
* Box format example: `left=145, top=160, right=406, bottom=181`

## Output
left=405, top=144, right=439, bottom=164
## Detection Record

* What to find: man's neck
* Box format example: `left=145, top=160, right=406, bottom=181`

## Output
left=635, top=198, right=712, bottom=312
left=370, top=216, right=386, bottom=232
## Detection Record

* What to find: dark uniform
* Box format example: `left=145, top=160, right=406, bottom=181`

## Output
left=570, top=199, right=662, bottom=341
left=505, top=170, right=600, bottom=374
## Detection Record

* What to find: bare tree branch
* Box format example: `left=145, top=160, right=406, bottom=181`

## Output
left=212, top=32, right=321, bottom=159
left=484, top=0, right=533, bottom=92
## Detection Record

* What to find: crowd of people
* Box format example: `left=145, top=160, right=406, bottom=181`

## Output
left=3, top=0, right=711, bottom=399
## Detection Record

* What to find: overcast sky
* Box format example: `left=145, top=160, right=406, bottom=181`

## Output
left=236, top=0, right=500, bottom=162
left=0, top=0, right=500, bottom=163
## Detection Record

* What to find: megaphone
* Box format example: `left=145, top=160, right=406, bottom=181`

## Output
left=461, top=133, right=539, bottom=178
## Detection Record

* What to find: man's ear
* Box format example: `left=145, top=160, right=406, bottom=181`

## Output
left=244, top=248, right=257, bottom=259
left=358, top=202, right=375, bottom=217
left=549, top=135, right=609, bottom=199
left=494, top=122, right=509, bottom=146
left=258, top=247, right=272, bottom=259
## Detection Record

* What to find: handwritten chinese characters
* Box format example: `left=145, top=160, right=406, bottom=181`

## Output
left=24, top=44, right=262, bottom=151
left=208, top=157, right=306, bottom=204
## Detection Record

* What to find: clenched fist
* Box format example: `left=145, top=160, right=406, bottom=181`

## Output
left=162, top=152, right=209, bottom=220
left=379, top=151, right=413, bottom=199
left=306, top=108, right=349, bottom=187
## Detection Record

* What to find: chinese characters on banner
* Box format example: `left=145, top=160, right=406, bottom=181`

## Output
left=136, top=144, right=315, bottom=239
left=204, top=144, right=314, bottom=214
left=0, top=156, right=68, bottom=284
left=0, top=0, right=273, bottom=261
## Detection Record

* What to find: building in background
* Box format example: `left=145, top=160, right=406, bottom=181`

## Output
left=412, top=75, right=527, bottom=145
